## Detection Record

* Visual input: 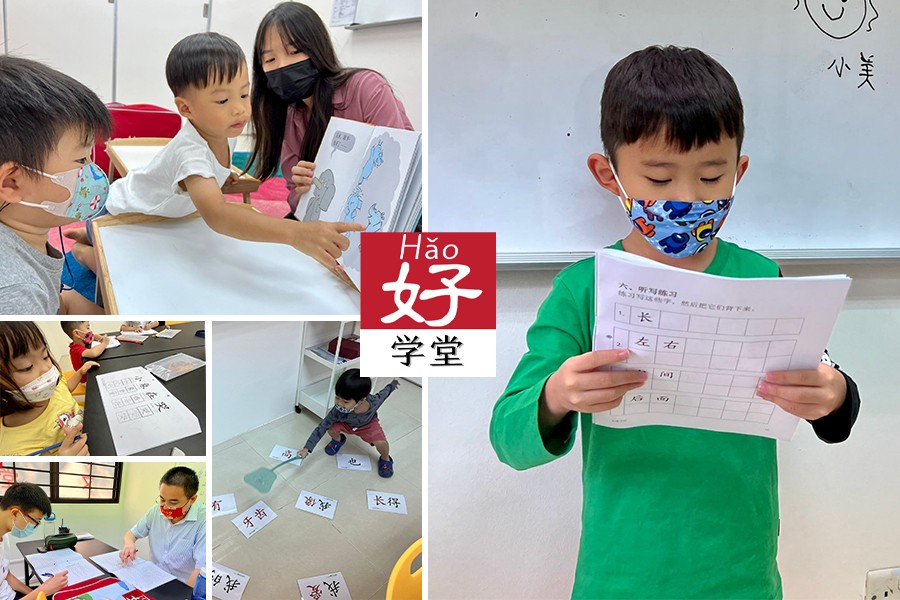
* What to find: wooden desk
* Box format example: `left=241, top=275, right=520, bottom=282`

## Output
left=83, top=345, right=206, bottom=456
left=106, top=137, right=259, bottom=203
left=17, top=537, right=193, bottom=600
left=90, top=212, right=361, bottom=314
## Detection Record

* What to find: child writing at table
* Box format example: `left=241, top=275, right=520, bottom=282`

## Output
left=120, top=320, right=160, bottom=333
left=66, top=32, right=362, bottom=274
left=0, top=56, right=111, bottom=315
left=0, top=322, right=91, bottom=456
left=61, top=321, right=110, bottom=384
left=491, top=46, right=861, bottom=599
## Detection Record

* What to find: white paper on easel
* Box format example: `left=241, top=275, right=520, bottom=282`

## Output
left=88, top=551, right=176, bottom=590
left=592, top=249, right=851, bottom=440
left=95, top=366, right=201, bottom=455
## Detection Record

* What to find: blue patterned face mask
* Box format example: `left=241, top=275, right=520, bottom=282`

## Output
left=21, top=163, right=109, bottom=220
left=335, top=404, right=356, bottom=414
left=610, top=163, right=737, bottom=258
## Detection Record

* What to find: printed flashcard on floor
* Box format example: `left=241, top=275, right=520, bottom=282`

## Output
left=296, top=490, right=338, bottom=520
left=298, top=572, right=351, bottom=600
left=592, top=249, right=851, bottom=440
left=211, top=562, right=250, bottom=600
left=366, top=490, right=408, bottom=515
left=269, top=444, right=303, bottom=466
left=336, top=453, right=372, bottom=471
left=95, top=366, right=202, bottom=455
left=231, top=500, right=277, bottom=539
left=211, top=493, right=238, bottom=517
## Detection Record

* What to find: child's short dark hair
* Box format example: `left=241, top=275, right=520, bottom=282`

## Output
left=335, top=368, right=372, bottom=401
left=160, top=466, right=200, bottom=498
left=0, top=483, right=52, bottom=517
left=600, top=45, right=744, bottom=167
left=61, top=321, right=86, bottom=339
left=166, top=32, right=246, bottom=96
left=0, top=56, right=111, bottom=174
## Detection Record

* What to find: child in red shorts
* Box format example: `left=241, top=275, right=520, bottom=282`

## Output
left=299, top=369, right=400, bottom=478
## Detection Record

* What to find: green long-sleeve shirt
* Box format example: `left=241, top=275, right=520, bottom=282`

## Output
left=491, top=239, right=783, bottom=599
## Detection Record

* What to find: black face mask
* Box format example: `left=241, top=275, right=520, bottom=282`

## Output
left=265, top=59, right=320, bottom=104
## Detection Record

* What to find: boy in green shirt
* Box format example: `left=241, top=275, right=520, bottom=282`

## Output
left=491, top=46, right=860, bottom=599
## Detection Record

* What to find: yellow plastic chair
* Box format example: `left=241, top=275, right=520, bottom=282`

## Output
left=386, top=538, right=422, bottom=600
left=62, top=370, right=87, bottom=403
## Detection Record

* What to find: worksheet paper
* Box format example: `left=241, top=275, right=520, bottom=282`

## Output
left=211, top=562, right=250, bottom=600
left=96, top=366, right=202, bottom=455
left=89, top=551, right=176, bottom=591
left=231, top=501, right=277, bottom=539
left=25, top=549, right=104, bottom=584
left=337, top=453, right=372, bottom=471
left=296, top=491, right=338, bottom=520
left=298, top=572, right=351, bottom=600
left=154, top=329, right=181, bottom=339
left=211, top=493, right=238, bottom=517
left=592, top=250, right=851, bottom=440
left=269, top=444, right=303, bottom=466
left=92, top=337, right=121, bottom=349
left=366, top=490, right=408, bottom=515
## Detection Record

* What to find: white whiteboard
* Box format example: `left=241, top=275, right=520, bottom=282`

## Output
left=100, top=218, right=360, bottom=314
left=429, top=1, right=899, bottom=259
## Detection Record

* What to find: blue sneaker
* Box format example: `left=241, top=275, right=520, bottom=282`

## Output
left=324, top=433, right=346, bottom=456
left=378, top=456, right=394, bottom=478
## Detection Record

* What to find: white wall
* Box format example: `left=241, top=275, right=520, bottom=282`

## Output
left=211, top=320, right=304, bottom=445
left=429, top=262, right=900, bottom=600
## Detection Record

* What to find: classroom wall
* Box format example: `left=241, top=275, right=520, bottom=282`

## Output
left=4, top=462, right=204, bottom=567
left=429, top=263, right=900, bottom=600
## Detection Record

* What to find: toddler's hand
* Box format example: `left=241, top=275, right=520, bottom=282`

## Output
left=291, top=160, right=316, bottom=195
left=59, top=424, right=89, bottom=456
left=756, top=363, right=846, bottom=420
left=299, top=448, right=309, bottom=459
left=541, top=349, right=647, bottom=423
left=291, top=220, right=365, bottom=269
left=80, top=361, right=100, bottom=375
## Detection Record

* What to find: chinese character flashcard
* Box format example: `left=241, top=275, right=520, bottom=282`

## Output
left=231, top=500, right=277, bottom=539
left=269, top=444, right=303, bottom=466
left=298, top=571, right=352, bottom=600
left=336, top=453, right=372, bottom=471
left=211, top=493, right=238, bottom=517
left=366, top=490, right=408, bottom=515
left=211, top=562, right=250, bottom=600
left=296, top=490, right=338, bottom=520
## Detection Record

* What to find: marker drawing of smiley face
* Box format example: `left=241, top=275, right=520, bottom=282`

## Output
left=803, top=0, right=878, bottom=39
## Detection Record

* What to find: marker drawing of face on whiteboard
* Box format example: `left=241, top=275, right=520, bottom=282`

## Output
left=798, top=0, right=879, bottom=39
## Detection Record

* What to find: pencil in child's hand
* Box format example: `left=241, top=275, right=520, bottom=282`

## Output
left=27, top=435, right=82, bottom=456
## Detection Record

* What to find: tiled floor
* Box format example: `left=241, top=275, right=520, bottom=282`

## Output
left=212, top=378, right=421, bottom=599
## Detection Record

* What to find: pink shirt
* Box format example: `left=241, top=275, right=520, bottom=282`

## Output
left=281, top=70, right=414, bottom=211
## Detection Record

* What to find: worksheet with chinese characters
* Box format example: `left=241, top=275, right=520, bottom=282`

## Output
left=96, top=366, right=202, bottom=455
left=88, top=551, right=176, bottom=591
left=592, top=249, right=851, bottom=440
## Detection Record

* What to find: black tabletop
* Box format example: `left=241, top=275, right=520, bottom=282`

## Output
left=94, top=322, right=205, bottom=361
left=83, top=345, right=206, bottom=456
left=16, top=538, right=193, bottom=599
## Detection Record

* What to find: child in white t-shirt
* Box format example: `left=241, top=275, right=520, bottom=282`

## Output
left=67, top=32, right=362, bottom=273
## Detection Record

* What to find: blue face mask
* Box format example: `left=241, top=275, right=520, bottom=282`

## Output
left=335, top=403, right=356, bottom=414
left=610, top=163, right=737, bottom=258
left=21, top=163, right=110, bottom=220
left=10, top=511, right=39, bottom=538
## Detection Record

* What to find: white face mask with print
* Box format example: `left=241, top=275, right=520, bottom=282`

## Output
left=10, top=365, right=60, bottom=404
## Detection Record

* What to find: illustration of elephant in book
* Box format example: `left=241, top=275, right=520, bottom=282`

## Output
left=302, top=168, right=336, bottom=222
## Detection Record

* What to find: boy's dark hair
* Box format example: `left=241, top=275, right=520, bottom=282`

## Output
left=0, top=483, right=52, bottom=517
left=160, top=466, right=200, bottom=498
left=335, top=368, right=372, bottom=402
left=60, top=321, right=86, bottom=339
left=166, top=32, right=246, bottom=96
left=0, top=56, right=111, bottom=174
left=601, top=45, right=744, bottom=167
